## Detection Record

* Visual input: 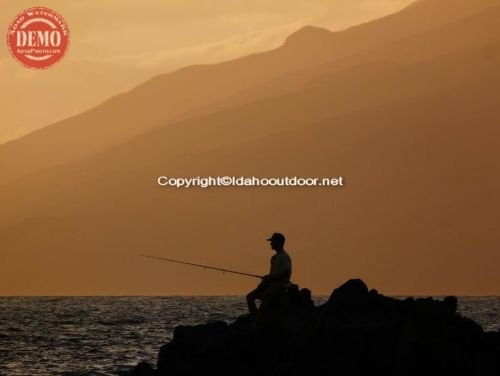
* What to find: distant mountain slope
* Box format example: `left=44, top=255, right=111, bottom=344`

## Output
left=1, top=0, right=499, bottom=184
left=2, top=4, right=500, bottom=223
left=1, top=79, right=498, bottom=295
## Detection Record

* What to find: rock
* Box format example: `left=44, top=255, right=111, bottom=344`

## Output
left=131, top=279, right=500, bottom=376
left=329, top=278, right=368, bottom=301
left=130, top=361, right=155, bottom=376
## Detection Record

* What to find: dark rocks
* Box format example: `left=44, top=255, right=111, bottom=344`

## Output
left=130, top=361, right=155, bottom=376
left=131, top=279, right=500, bottom=376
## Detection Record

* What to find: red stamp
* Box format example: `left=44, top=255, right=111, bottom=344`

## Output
left=6, top=7, right=70, bottom=69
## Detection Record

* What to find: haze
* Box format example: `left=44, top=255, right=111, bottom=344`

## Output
left=0, top=0, right=413, bottom=144
left=1, top=0, right=499, bottom=297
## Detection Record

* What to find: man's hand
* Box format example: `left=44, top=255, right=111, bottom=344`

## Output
left=259, top=275, right=271, bottom=289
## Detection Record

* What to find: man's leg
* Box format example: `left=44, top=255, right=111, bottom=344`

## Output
left=256, top=283, right=286, bottom=327
left=246, top=287, right=263, bottom=319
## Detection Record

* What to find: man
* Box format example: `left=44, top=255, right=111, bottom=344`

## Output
left=246, top=232, right=292, bottom=324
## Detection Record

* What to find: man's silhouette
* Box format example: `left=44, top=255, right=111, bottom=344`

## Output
left=246, top=233, right=292, bottom=324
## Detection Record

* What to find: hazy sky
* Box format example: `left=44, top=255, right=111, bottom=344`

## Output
left=0, top=0, right=414, bottom=143
left=1, top=0, right=499, bottom=296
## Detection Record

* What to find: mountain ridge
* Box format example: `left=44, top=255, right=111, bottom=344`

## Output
left=2, top=0, right=499, bottom=184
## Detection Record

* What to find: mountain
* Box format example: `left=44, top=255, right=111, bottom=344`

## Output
left=1, top=0, right=499, bottom=295
left=2, top=0, right=500, bottom=184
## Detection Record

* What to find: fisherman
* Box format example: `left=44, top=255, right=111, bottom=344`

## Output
left=246, top=232, right=292, bottom=325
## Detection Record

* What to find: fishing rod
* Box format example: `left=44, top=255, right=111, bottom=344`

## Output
left=140, top=254, right=264, bottom=279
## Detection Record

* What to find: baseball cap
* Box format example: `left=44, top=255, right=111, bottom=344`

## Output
left=266, top=232, right=285, bottom=243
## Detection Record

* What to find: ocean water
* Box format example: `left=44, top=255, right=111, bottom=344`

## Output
left=0, top=296, right=498, bottom=376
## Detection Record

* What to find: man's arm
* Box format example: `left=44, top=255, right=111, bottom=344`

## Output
left=263, top=268, right=290, bottom=282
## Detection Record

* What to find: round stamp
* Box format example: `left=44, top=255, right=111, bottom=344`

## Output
left=6, top=7, right=70, bottom=69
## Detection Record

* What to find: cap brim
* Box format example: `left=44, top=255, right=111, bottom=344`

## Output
left=266, top=238, right=272, bottom=241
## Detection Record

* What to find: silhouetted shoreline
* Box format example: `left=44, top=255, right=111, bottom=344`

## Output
left=130, top=279, right=500, bottom=376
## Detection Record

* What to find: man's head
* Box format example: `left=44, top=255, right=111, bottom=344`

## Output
left=266, top=232, right=285, bottom=251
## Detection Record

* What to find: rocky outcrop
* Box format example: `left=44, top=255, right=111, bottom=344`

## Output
left=132, top=279, right=500, bottom=376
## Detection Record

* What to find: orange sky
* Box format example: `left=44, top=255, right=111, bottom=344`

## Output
left=2, top=0, right=498, bottom=297
left=0, top=0, right=414, bottom=144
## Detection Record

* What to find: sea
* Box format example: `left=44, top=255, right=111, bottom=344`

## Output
left=0, top=296, right=498, bottom=376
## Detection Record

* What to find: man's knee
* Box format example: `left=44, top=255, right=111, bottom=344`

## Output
left=247, top=289, right=259, bottom=302
left=246, top=292, right=253, bottom=303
